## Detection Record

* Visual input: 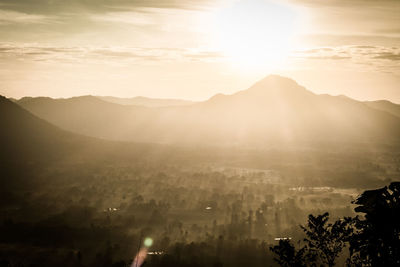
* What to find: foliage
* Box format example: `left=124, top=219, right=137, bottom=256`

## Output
left=270, top=239, right=307, bottom=267
left=301, top=213, right=353, bottom=267
left=270, top=213, right=352, bottom=267
left=348, top=182, right=400, bottom=266
left=271, top=182, right=400, bottom=267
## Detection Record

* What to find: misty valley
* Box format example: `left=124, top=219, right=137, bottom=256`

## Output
left=1, top=76, right=400, bottom=266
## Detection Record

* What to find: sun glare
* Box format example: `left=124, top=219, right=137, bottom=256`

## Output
left=212, top=0, right=298, bottom=69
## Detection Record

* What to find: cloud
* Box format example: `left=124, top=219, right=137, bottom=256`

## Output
left=0, top=9, right=55, bottom=24
left=0, top=43, right=224, bottom=64
left=294, top=45, right=400, bottom=60
left=90, top=11, right=159, bottom=26
left=0, top=1, right=219, bottom=44
left=292, top=47, right=349, bottom=59
left=2, top=42, right=398, bottom=75
left=292, top=45, right=400, bottom=74
left=287, top=0, right=399, bottom=8
left=306, top=55, right=351, bottom=60
left=1, top=43, right=398, bottom=68
left=0, top=0, right=216, bottom=15
left=373, top=52, right=400, bottom=61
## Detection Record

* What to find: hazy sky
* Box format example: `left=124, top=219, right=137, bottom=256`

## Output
left=0, top=0, right=399, bottom=102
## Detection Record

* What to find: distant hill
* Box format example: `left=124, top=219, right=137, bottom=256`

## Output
left=364, top=100, right=400, bottom=118
left=98, top=96, right=194, bottom=107
left=2, top=94, right=398, bottom=190
left=2, top=95, right=197, bottom=190
left=0, top=96, right=167, bottom=175
left=0, top=95, right=82, bottom=163
left=16, top=95, right=157, bottom=141
left=16, top=75, right=400, bottom=146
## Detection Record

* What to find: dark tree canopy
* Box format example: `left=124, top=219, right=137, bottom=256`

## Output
left=349, top=182, right=400, bottom=266
left=270, top=239, right=307, bottom=267
left=301, top=213, right=352, bottom=267
left=271, top=182, right=400, bottom=267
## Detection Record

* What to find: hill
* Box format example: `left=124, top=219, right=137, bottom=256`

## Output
left=97, top=96, right=194, bottom=107
left=1, top=93, right=397, bottom=191
left=0, top=96, right=172, bottom=188
left=0, top=95, right=83, bottom=163
left=364, top=100, right=400, bottom=118
left=16, top=75, right=400, bottom=146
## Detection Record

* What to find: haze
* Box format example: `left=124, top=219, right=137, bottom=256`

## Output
left=1, top=1, right=400, bottom=267
left=0, top=0, right=399, bottom=102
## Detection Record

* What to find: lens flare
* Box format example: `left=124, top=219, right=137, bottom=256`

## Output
left=131, top=248, right=148, bottom=267
left=144, top=237, right=153, bottom=248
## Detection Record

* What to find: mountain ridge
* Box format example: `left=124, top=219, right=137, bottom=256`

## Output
left=14, top=75, right=400, bottom=146
left=364, top=100, right=400, bottom=118
left=98, top=95, right=194, bottom=107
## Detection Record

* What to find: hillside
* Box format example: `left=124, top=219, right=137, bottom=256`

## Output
left=98, top=96, right=194, bottom=107
left=0, top=95, right=82, bottom=163
left=364, top=100, right=400, bottom=118
left=0, top=96, right=168, bottom=188
left=16, top=75, right=400, bottom=146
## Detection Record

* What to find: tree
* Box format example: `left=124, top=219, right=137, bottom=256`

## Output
left=301, top=213, right=352, bottom=267
left=270, top=239, right=307, bottom=267
left=348, top=182, right=400, bottom=266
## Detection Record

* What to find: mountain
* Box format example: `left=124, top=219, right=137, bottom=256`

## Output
left=0, top=95, right=82, bottom=163
left=15, top=96, right=150, bottom=140
left=364, top=100, right=400, bottom=118
left=0, top=95, right=92, bottom=188
left=97, top=96, right=194, bottom=107
left=16, top=75, right=400, bottom=146
left=2, top=95, right=198, bottom=191
left=0, top=96, right=165, bottom=173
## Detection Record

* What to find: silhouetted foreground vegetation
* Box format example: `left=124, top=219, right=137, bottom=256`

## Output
left=270, top=182, right=400, bottom=267
left=1, top=181, right=398, bottom=267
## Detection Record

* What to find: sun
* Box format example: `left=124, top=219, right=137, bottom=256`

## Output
left=212, top=0, right=298, bottom=69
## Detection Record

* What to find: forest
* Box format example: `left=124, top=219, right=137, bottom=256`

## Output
left=1, top=156, right=399, bottom=267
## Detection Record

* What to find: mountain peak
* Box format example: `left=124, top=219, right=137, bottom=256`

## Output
left=203, top=75, right=312, bottom=105
left=258, top=74, right=297, bottom=83
left=236, top=75, right=312, bottom=100
left=250, top=75, right=300, bottom=90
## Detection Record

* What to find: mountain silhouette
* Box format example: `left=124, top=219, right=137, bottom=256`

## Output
left=98, top=96, right=194, bottom=107
left=0, top=95, right=79, bottom=163
left=0, top=96, right=163, bottom=179
left=16, top=75, right=400, bottom=146
left=364, top=100, right=400, bottom=118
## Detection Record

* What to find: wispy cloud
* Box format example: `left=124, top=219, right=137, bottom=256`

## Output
left=292, top=45, right=400, bottom=74
left=2, top=42, right=398, bottom=75
left=0, top=43, right=224, bottom=64
left=288, top=0, right=399, bottom=8
left=294, top=45, right=400, bottom=61
left=0, top=9, right=55, bottom=24
left=0, top=0, right=216, bottom=15
left=90, top=11, right=159, bottom=26
left=373, top=52, right=400, bottom=61
left=0, top=1, right=218, bottom=45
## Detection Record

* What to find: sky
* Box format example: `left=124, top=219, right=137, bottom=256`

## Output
left=0, top=0, right=399, bottom=102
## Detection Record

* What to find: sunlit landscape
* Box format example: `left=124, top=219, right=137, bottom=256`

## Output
left=1, top=0, right=400, bottom=266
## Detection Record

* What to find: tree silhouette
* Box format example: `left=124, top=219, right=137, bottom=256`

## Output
left=270, top=239, right=307, bottom=267
left=270, top=212, right=352, bottom=267
left=348, top=182, right=400, bottom=266
left=301, top=212, right=353, bottom=267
